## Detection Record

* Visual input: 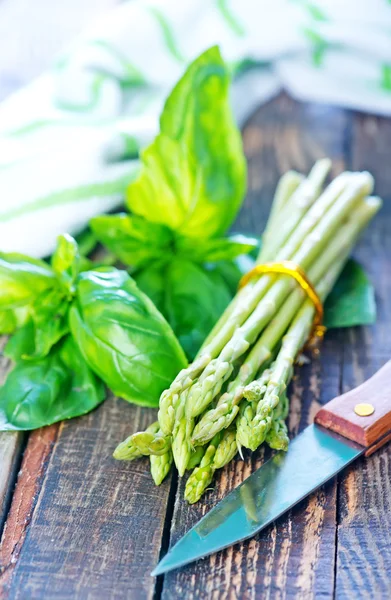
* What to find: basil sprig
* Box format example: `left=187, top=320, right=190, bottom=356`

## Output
left=69, top=268, right=187, bottom=406
left=91, top=47, right=257, bottom=359
left=0, top=234, right=187, bottom=430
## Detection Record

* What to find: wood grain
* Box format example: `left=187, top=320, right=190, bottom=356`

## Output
left=0, top=432, right=22, bottom=528
left=0, top=339, right=23, bottom=532
left=315, top=361, right=391, bottom=448
left=0, top=424, right=59, bottom=595
left=334, top=113, right=391, bottom=600
left=161, top=95, right=351, bottom=600
left=2, top=398, right=172, bottom=600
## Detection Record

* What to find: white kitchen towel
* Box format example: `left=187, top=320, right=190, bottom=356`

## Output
left=1, top=0, right=390, bottom=257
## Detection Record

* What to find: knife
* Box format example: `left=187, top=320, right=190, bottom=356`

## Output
left=152, top=361, right=391, bottom=576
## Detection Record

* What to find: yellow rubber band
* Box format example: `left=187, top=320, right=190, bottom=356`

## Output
left=238, top=260, right=326, bottom=350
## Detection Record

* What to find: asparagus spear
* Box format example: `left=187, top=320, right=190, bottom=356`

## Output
left=114, top=420, right=174, bottom=485
left=258, top=159, right=331, bottom=262
left=185, top=426, right=239, bottom=504
left=113, top=421, right=160, bottom=460
left=213, top=427, right=238, bottom=469
left=264, top=387, right=290, bottom=450
left=171, top=390, right=194, bottom=476
left=158, top=355, right=210, bottom=435
left=187, top=446, right=206, bottom=470
left=265, top=418, right=289, bottom=451
left=150, top=450, right=174, bottom=486
left=259, top=170, right=304, bottom=251
left=185, top=433, right=222, bottom=504
left=130, top=430, right=171, bottom=456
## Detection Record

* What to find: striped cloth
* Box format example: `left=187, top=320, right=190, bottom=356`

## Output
left=1, top=0, right=390, bottom=257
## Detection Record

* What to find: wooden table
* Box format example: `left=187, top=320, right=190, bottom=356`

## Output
left=0, top=3, right=391, bottom=599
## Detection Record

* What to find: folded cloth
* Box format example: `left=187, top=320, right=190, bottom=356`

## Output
left=1, top=0, right=390, bottom=257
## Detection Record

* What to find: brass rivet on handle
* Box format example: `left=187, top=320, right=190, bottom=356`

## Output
left=354, top=403, right=375, bottom=417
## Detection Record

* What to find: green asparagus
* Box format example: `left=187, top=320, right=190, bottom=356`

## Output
left=184, top=433, right=222, bottom=504
left=150, top=450, right=174, bottom=486
left=113, top=421, right=160, bottom=460
left=191, top=195, right=376, bottom=447
left=113, top=164, right=381, bottom=503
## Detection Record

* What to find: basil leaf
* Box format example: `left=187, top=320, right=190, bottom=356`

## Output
left=31, top=302, right=69, bottom=359
left=51, top=234, right=81, bottom=291
left=206, top=260, right=243, bottom=296
left=75, top=229, right=97, bottom=257
left=0, top=252, right=56, bottom=309
left=177, top=234, right=258, bottom=263
left=90, top=213, right=173, bottom=269
left=4, top=287, right=69, bottom=361
left=135, top=259, right=232, bottom=359
left=133, top=262, right=167, bottom=315
left=4, top=320, right=35, bottom=361
left=59, top=335, right=105, bottom=416
left=126, top=46, right=246, bottom=239
left=69, top=268, right=187, bottom=407
left=0, top=307, right=29, bottom=335
left=325, top=259, right=376, bottom=329
left=0, top=337, right=105, bottom=431
left=0, top=311, right=17, bottom=335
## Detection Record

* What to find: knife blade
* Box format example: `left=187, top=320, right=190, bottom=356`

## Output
left=152, top=361, right=391, bottom=576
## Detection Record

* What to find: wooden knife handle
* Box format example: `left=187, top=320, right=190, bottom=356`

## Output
left=315, top=361, right=391, bottom=456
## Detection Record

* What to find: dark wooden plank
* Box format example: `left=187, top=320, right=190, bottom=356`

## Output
left=0, top=425, right=59, bottom=594
left=0, top=432, right=22, bottom=528
left=350, top=115, right=391, bottom=201
left=0, top=339, right=24, bottom=532
left=161, top=94, right=351, bottom=600
left=2, top=399, right=172, bottom=599
left=235, top=94, right=347, bottom=237
left=335, top=113, right=391, bottom=600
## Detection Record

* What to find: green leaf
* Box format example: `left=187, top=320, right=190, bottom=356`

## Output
left=0, top=252, right=56, bottom=310
left=126, top=46, right=246, bottom=239
left=90, top=213, right=173, bottom=269
left=0, top=311, right=17, bottom=335
left=4, top=287, right=69, bottom=361
left=176, top=234, right=258, bottom=263
left=0, top=336, right=105, bottom=431
left=69, top=268, right=187, bottom=407
left=31, top=297, right=69, bottom=358
left=0, top=307, right=29, bottom=335
left=206, top=259, right=243, bottom=296
left=51, top=234, right=81, bottom=291
left=75, top=228, right=98, bottom=257
left=133, top=262, right=167, bottom=315
left=4, top=320, right=35, bottom=361
left=324, top=259, right=376, bottom=329
left=135, top=259, right=232, bottom=359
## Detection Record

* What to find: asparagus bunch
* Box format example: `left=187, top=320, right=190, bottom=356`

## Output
left=114, top=161, right=381, bottom=503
